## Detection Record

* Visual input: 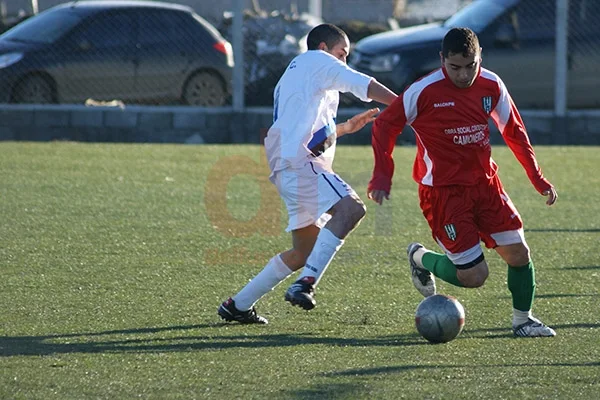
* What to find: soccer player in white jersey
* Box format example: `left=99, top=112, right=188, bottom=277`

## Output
left=218, top=24, right=397, bottom=324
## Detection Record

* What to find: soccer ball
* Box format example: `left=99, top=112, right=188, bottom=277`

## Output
left=415, top=294, right=465, bottom=343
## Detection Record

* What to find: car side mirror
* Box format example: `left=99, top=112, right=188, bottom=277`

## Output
left=494, top=23, right=518, bottom=48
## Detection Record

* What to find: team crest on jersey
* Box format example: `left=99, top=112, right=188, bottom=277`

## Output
left=444, top=224, right=457, bottom=241
left=482, top=96, right=493, bottom=114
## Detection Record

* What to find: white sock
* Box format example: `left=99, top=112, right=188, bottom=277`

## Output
left=233, top=254, right=293, bottom=311
left=512, top=308, right=532, bottom=327
left=298, top=228, right=344, bottom=286
left=412, top=246, right=429, bottom=267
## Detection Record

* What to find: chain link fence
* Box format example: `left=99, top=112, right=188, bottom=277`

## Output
left=0, top=0, right=599, bottom=110
left=216, top=8, right=321, bottom=107
left=0, top=1, right=235, bottom=106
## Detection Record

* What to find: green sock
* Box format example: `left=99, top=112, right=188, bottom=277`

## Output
left=507, top=262, right=536, bottom=311
left=421, top=251, right=464, bottom=287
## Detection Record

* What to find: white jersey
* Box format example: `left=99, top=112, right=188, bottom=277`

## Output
left=264, top=50, right=373, bottom=176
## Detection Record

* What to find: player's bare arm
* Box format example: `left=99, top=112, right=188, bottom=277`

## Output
left=367, top=80, right=398, bottom=105
left=336, top=108, right=380, bottom=137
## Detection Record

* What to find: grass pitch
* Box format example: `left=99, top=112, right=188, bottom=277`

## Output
left=0, top=142, right=598, bottom=399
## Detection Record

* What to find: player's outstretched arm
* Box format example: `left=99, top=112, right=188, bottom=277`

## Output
left=337, top=108, right=380, bottom=137
left=367, top=80, right=397, bottom=106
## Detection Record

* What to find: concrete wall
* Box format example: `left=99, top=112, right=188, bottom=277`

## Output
left=0, top=105, right=599, bottom=145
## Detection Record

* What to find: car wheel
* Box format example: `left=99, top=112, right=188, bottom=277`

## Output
left=12, top=75, right=55, bottom=104
left=182, top=71, right=226, bottom=106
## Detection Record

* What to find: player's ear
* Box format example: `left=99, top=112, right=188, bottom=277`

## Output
left=318, top=42, right=328, bottom=51
left=439, top=51, right=444, bottom=66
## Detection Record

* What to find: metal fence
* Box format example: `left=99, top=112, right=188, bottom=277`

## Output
left=0, top=0, right=599, bottom=112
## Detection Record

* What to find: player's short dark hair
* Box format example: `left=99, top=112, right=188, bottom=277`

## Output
left=441, top=27, right=480, bottom=58
left=307, top=23, right=347, bottom=50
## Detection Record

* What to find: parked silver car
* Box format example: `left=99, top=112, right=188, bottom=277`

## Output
left=350, top=0, right=600, bottom=109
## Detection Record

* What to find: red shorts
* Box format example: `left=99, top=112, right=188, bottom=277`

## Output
left=418, top=174, right=524, bottom=258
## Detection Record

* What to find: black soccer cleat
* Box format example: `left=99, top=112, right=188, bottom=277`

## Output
left=284, top=277, right=317, bottom=310
left=218, top=297, right=268, bottom=324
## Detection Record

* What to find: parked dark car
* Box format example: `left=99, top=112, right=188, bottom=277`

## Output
left=350, top=0, right=600, bottom=109
left=0, top=0, right=233, bottom=106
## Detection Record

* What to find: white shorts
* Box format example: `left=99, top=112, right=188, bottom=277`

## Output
left=271, top=161, right=357, bottom=232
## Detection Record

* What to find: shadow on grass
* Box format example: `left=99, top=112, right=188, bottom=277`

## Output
left=524, top=228, right=600, bottom=233
left=324, top=360, right=600, bottom=378
left=550, top=265, right=600, bottom=270
left=0, top=326, right=425, bottom=357
left=535, top=293, right=599, bottom=298
left=497, top=292, right=599, bottom=300
left=286, top=383, right=371, bottom=400
left=1, top=323, right=598, bottom=357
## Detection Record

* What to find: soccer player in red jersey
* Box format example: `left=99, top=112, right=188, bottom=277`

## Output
left=367, top=27, right=558, bottom=337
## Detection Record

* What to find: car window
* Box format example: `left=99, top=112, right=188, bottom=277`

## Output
left=444, top=0, right=510, bottom=32
left=69, top=12, right=134, bottom=49
left=138, top=10, right=193, bottom=45
left=513, top=0, right=555, bottom=40
left=570, top=0, right=600, bottom=36
left=0, top=8, right=82, bottom=44
left=192, top=13, right=223, bottom=42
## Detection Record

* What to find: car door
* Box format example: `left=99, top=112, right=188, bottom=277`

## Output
left=58, top=11, right=136, bottom=103
left=478, top=0, right=555, bottom=109
left=134, top=9, right=190, bottom=102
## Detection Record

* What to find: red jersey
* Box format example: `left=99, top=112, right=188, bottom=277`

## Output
left=368, top=66, right=552, bottom=195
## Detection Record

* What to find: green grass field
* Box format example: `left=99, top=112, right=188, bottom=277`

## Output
left=1, top=142, right=598, bottom=399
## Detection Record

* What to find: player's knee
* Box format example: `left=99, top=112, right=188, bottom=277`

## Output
left=503, top=244, right=530, bottom=266
left=344, top=196, right=366, bottom=226
left=333, top=196, right=366, bottom=227
left=350, top=198, right=367, bottom=224
left=457, top=263, right=489, bottom=288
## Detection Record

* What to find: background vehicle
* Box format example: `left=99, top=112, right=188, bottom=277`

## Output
left=218, top=10, right=320, bottom=106
left=349, top=0, right=600, bottom=109
left=0, top=0, right=234, bottom=106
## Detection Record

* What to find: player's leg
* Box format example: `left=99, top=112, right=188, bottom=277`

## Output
left=218, top=165, right=323, bottom=324
left=409, top=243, right=489, bottom=292
left=297, top=192, right=366, bottom=284
left=494, top=241, right=555, bottom=337
left=218, top=224, right=320, bottom=324
left=280, top=224, right=321, bottom=270
left=285, top=164, right=366, bottom=310
left=217, top=248, right=295, bottom=324
left=408, top=184, right=488, bottom=296
left=480, top=176, right=555, bottom=337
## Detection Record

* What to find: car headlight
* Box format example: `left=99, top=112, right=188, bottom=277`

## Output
left=369, top=53, right=400, bottom=72
left=0, top=52, right=24, bottom=69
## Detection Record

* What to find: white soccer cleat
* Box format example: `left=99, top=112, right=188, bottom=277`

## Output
left=408, top=242, right=436, bottom=297
left=513, top=316, right=556, bottom=337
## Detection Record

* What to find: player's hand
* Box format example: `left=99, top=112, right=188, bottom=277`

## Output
left=338, top=108, right=380, bottom=137
left=543, top=187, right=558, bottom=206
left=367, top=189, right=389, bottom=205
